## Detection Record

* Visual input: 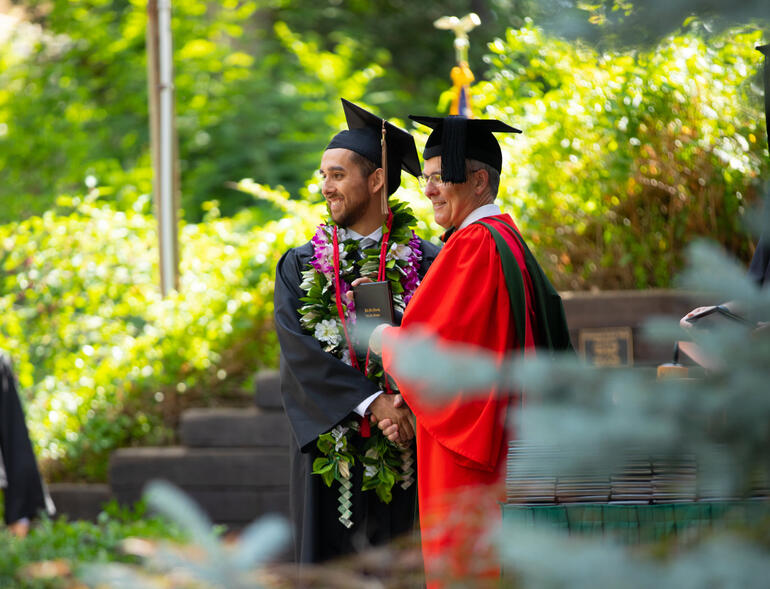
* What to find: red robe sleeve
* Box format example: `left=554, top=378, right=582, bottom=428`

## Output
left=382, top=218, right=537, bottom=472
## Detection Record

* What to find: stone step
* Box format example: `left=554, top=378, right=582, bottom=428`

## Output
left=110, top=447, right=289, bottom=489
left=179, top=407, right=290, bottom=448
left=111, top=486, right=289, bottom=527
left=109, top=447, right=290, bottom=527
left=254, top=370, right=282, bottom=410
left=48, top=483, right=112, bottom=522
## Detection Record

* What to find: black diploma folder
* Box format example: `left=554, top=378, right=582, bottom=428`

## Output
left=354, top=281, right=395, bottom=325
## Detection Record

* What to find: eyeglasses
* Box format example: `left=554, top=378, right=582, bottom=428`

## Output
left=417, top=168, right=481, bottom=189
left=417, top=171, right=444, bottom=189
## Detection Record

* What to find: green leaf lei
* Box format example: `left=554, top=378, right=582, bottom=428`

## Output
left=299, top=200, right=422, bottom=508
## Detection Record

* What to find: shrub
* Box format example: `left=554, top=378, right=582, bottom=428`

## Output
left=0, top=185, right=320, bottom=481
left=0, top=499, right=184, bottom=589
left=476, top=23, right=768, bottom=289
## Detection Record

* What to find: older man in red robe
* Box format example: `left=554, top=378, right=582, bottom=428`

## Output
left=368, top=115, right=572, bottom=587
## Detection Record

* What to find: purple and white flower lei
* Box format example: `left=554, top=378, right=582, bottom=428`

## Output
left=299, top=220, right=423, bottom=362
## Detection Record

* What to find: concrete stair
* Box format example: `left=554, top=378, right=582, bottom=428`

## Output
left=48, top=483, right=112, bottom=522
left=109, top=371, right=291, bottom=528
left=179, top=407, right=289, bottom=449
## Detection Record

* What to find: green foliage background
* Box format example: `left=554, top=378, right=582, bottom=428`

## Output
left=0, top=500, right=185, bottom=589
left=0, top=0, right=767, bottom=480
left=0, top=0, right=513, bottom=221
left=484, top=24, right=768, bottom=288
left=0, top=186, right=321, bottom=480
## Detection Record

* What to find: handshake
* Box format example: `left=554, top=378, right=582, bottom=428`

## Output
left=368, top=392, right=415, bottom=445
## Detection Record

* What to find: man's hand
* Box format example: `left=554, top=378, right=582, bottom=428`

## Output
left=345, top=276, right=374, bottom=302
left=680, top=306, right=717, bottom=329
left=368, top=323, right=389, bottom=356
left=8, top=519, right=29, bottom=538
left=377, top=417, right=401, bottom=443
left=368, top=393, right=414, bottom=443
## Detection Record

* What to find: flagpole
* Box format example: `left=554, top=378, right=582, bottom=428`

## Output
left=147, top=0, right=180, bottom=297
left=434, top=13, right=481, bottom=117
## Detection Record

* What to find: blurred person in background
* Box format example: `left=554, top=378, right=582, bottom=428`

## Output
left=1, top=352, right=54, bottom=537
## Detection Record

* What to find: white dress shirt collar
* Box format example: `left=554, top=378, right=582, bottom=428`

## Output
left=346, top=226, right=384, bottom=242
left=458, top=203, right=503, bottom=230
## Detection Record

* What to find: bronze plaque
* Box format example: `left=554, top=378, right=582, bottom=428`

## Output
left=578, top=327, right=633, bottom=367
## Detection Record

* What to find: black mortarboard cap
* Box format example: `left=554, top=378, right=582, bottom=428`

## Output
left=325, top=99, right=421, bottom=196
left=409, top=115, right=521, bottom=183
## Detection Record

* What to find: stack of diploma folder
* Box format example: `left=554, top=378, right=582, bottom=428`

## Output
left=505, top=443, right=765, bottom=505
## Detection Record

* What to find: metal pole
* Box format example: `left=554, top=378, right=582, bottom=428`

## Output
left=147, top=0, right=179, bottom=297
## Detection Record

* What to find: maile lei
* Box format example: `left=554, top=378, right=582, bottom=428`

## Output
left=298, top=200, right=422, bottom=527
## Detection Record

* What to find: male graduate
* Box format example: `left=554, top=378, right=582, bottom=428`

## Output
left=274, top=99, right=440, bottom=564
left=370, top=115, right=572, bottom=586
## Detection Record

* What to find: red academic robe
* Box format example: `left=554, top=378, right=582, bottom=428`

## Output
left=382, top=214, right=539, bottom=587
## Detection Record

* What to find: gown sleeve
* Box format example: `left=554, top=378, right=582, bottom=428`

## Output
left=274, top=246, right=378, bottom=452
left=748, top=234, right=770, bottom=287
left=382, top=225, right=518, bottom=471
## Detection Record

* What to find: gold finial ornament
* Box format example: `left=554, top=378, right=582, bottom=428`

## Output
left=434, top=13, right=481, bottom=65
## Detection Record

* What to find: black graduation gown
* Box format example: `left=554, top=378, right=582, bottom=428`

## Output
left=274, top=237, right=439, bottom=563
left=0, top=353, right=50, bottom=524
left=748, top=234, right=770, bottom=287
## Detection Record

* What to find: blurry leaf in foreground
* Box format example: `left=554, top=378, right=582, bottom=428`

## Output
left=385, top=238, right=770, bottom=489
left=81, top=563, right=157, bottom=589
left=82, top=480, right=290, bottom=589
left=537, top=0, right=770, bottom=49
left=232, top=514, right=291, bottom=570
left=20, top=559, right=72, bottom=580
left=144, top=479, right=222, bottom=556
left=382, top=326, right=507, bottom=396
left=676, top=240, right=770, bottom=323
left=500, top=524, right=770, bottom=589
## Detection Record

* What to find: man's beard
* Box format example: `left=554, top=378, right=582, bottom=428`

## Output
left=330, top=198, right=367, bottom=229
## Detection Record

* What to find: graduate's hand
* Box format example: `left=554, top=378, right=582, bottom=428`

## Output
left=369, top=394, right=414, bottom=443
left=345, top=276, right=374, bottom=302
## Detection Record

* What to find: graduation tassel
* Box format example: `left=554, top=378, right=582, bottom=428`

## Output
left=380, top=119, right=389, bottom=214
left=441, top=116, right=468, bottom=183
